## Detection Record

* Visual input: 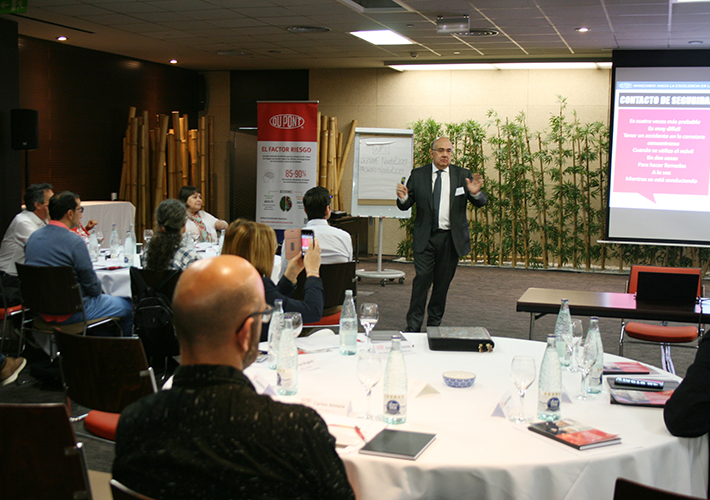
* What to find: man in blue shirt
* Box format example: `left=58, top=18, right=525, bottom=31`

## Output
left=24, top=191, right=132, bottom=335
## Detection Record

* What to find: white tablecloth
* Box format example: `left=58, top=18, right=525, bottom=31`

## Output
left=82, top=201, right=135, bottom=248
left=247, top=334, right=708, bottom=500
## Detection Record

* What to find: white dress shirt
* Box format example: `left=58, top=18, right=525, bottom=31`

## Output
left=0, top=210, right=47, bottom=275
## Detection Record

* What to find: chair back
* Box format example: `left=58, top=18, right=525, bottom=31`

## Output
left=54, top=328, right=157, bottom=413
left=16, top=263, right=84, bottom=315
left=129, top=267, right=181, bottom=358
left=628, top=265, right=702, bottom=296
left=0, top=403, right=92, bottom=500
left=293, top=261, right=357, bottom=310
left=613, top=478, right=703, bottom=500
left=110, top=479, right=157, bottom=500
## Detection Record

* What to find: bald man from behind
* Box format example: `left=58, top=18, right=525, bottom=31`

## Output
left=113, top=255, right=355, bottom=500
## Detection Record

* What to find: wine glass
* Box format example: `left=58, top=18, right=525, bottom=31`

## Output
left=96, top=230, right=105, bottom=248
left=566, top=319, right=584, bottom=372
left=284, top=311, right=303, bottom=338
left=359, top=303, right=379, bottom=348
left=357, top=348, right=383, bottom=420
left=188, top=230, right=200, bottom=246
left=143, top=229, right=153, bottom=245
left=574, top=338, right=599, bottom=401
left=510, top=356, right=536, bottom=423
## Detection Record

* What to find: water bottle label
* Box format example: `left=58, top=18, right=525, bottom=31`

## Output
left=545, top=397, right=560, bottom=412
left=384, top=395, right=406, bottom=416
left=277, top=368, right=295, bottom=389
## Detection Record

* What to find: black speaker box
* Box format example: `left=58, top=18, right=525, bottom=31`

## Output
left=11, top=109, right=39, bottom=150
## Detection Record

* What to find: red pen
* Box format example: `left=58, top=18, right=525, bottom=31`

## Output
left=354, top=426, right=366, bottom=441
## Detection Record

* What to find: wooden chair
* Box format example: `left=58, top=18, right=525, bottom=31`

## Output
left=0, top=403, right=93, bottom=500
left=129, top=267, right=181, bottom=373
left=0, top=276, right=23, bottom=356
left=54, top=328, right=157, bottom=442
left=110, top=479, right=157, bottom=500
left=292, top=261, right=357, bottom=328
left=613, top=478, right=704, bottom=500
left=16, top=263, right=122, bottom=355
left=619, top=265, right=703, bottom=374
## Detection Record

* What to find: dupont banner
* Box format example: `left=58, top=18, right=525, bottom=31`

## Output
left=256, top=101, right=319, bottom=230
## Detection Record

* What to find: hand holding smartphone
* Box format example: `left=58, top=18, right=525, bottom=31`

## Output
left=301, top=229, right=315, bottom=256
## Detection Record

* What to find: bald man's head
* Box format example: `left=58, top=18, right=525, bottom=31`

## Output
left=172, top=255, right=265, bottom=365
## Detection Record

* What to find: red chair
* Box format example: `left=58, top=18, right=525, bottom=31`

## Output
left=619, top=265, right=703, bottom=374
left=0, top=277, right=23, bottom=356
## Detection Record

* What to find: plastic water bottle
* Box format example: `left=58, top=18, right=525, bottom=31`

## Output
left=88, top=230, right=99, bottom=262
left=554, top=299, right=572, bottom=367
left=267, top=299, right=284, bottom=370
left=382, top=334, right=407, bottom=424
left=218, top=229, right=225, bottom=254
left=586, top=316, right=604, bottom=394
left=538, top=332, right=562, bottom=421
left=339, top=289, right=358, bottom=355
left=276, top=316, right=298, bottom=396
left=123, top=230, right=135, bottom=266
left=109, top=224, right=120, bottom=259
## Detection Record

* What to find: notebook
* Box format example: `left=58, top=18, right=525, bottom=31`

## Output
left=635, top=271, right=699, bottom=308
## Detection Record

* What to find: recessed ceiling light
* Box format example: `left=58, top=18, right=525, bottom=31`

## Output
left=57, top=36, right=67, bottom=41
left=388, top=61, right=612, bottom=71
left=576, top=27, right=589, bottom=33
left=287, top=26, right=330, bottom=34
left=350, top=30, right=413, bottom=45
left=456, top=29, right=498, bottom=37
left=689, top=40, right=704, bottom=44
left=170, top=59, right=178, bottom=64
left=453, top=51, right=461, bottom=55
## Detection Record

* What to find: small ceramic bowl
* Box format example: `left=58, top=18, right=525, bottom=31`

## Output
left=443, top=371, right=476, bottom=388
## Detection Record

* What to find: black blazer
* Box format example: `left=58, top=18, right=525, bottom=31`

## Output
left=397, top=163, right=487, bottom=257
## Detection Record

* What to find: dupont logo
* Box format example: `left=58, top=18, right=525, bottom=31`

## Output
left=270, top=114, right=305, bottom=129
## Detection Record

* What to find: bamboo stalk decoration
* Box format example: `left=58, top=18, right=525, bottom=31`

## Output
left=180, top=114, right=189, bottom=187
left=208, top=116, right=214, bottom=209
left=155, top=115, right=169, bottom=211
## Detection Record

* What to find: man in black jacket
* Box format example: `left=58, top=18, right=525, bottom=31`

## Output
left=396, top=137, right=486, bottom=332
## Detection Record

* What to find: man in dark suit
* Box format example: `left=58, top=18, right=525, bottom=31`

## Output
left=396, top=137, right=486, bottom=332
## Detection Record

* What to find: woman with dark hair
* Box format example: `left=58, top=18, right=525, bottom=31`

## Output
left=142, top=199, right=200, bottom=271
left=222, top=219, right=323, bottom=341
left=178, top=186, right=228, bottom=243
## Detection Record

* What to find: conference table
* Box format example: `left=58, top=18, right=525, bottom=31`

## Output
left=247, top=333, right=708, bottom=500
left=516, top=287, right=707, bottom=339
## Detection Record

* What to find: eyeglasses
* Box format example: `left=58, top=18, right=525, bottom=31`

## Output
left=73, top=206, right=84, bottom=213
left=432, top=148, right=453, bottom=154
left=238, top=304, right=273, bottom=331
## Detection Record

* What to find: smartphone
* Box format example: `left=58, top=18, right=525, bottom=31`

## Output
left=284, top=229, right=301, bottom=260
left=301, top=228, right=314, bottom=256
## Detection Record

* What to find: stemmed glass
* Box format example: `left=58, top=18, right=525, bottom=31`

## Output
left=284, top=312, right=303, bottom=338
left=567, top=319, right=584, bottom=372
left=357, top=348, right=383, bottom=420
left=575, top=338, right=599, bottom=401
left=188, top=230, right=200, bottom=246
left=359, top=303, right=379, bottom=348
left=143, top=229, right=153, bottom=246
left=96, top=230, right=105, bottom=249
left=510, top=356, right=536, bottom=423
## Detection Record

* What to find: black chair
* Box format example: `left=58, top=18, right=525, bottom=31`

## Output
left=613, top=478, right=704, bottom=500
left=292, top=261, right=357, bottom=328
left=0, top=403, right=93, bottom=500
left=0, top=275, right=23, bottom=356
left=54, top=328, right=157, bottom=442
left=16, top=263, right=122, bottom=355
left=129, top=267, right=182, bottom=373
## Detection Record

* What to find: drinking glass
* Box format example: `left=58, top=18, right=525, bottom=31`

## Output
left=510, top=356, right=536, bottom=423
left=96, top=230, right=105, bottom=247
left=359, top=303, right=379, bottom=348
left=143, top=229, right=153, bottom=245
left=574, top=338, right=599, bottom=401
left=567, top=319, right=584, bottom=372
left=284, top=311, right=303, bottom=338
left=357, top=348, right=382, bottom=420
left=188, top=230, right=199, bottom=246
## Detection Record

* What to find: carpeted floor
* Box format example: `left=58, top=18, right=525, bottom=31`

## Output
left=1, top=257, right=701, bottom=474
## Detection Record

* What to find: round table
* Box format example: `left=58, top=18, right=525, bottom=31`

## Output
left=246, top=333, right=707, bottom=500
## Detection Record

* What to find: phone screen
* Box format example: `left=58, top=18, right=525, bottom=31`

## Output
left=301, top=232, right=314, bottom=255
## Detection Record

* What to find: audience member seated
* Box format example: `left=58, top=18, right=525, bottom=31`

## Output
left=178, top=186, right=227, bottom=243
left=0, top=183, right=53, bottom=306
left=24, top=191, right=133, bottom=336
left=0, top=353, right=26, bottom=386
left=112, top=255, right=355, bottom=500
left=222, top=219, right=323, bottom=341
left=142, top=199, right=200, bottom=271
left=277, top=186, right=353, bottom=278
left=664, top=331, right=710, bottom=437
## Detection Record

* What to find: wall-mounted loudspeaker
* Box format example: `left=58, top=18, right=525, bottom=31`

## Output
left=11, top=109, right=39, bottom=151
